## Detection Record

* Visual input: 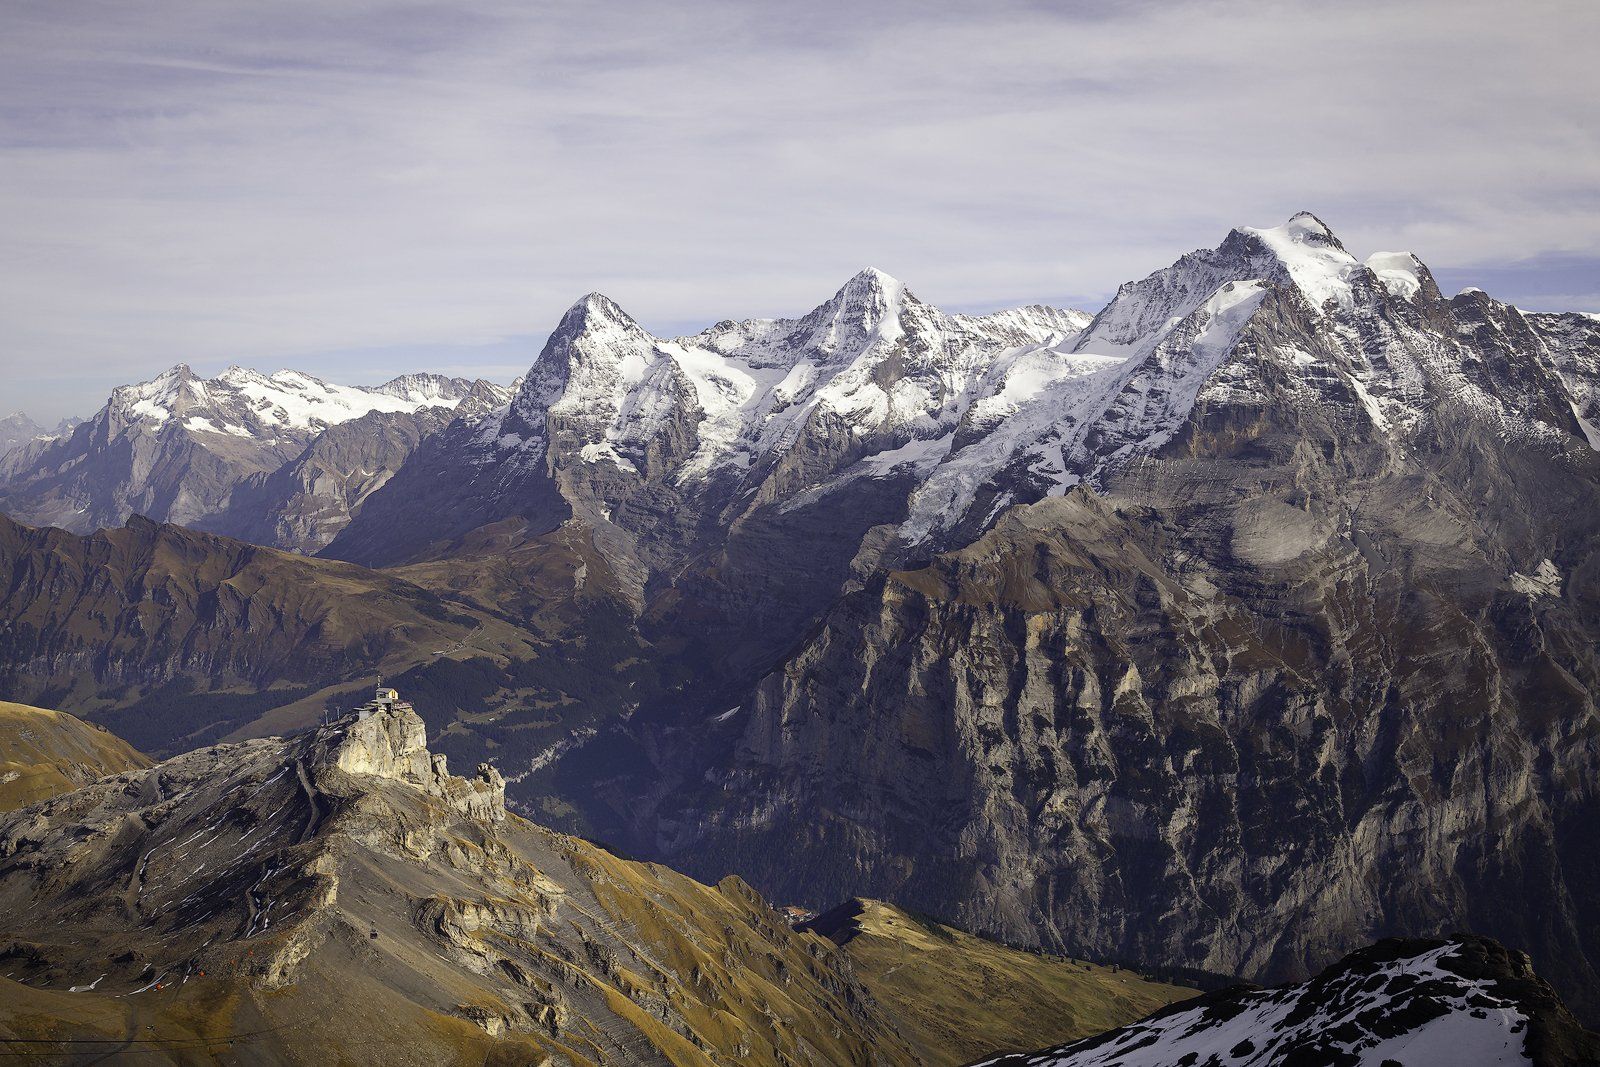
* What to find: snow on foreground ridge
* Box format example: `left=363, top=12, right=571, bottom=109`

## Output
left=970, top=937, right=1566, bottom=1067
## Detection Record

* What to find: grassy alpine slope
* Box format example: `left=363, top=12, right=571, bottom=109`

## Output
left=805, top=899, right=1195, bottom=1067
left=0, top=700, right=149, bottom=811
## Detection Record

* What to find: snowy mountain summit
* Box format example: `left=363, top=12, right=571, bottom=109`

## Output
left=330, top=212, right=1600, bottom=573
left=8, top=211, right=1600, bottom=569
left=109, top=364, right=484, bottom=436
left=0, top=365, right=512, bottom=549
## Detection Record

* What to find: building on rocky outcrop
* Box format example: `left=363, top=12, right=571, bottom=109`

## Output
left=359, top=685, right=404, bottom=720
left=332, top=687, right=506, bottom=823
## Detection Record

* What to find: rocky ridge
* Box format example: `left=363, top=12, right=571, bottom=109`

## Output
left=0, top=693, right=1188, bottom=1065
left=0, top=696, right=897, bottom=1063
left=0, top=700, right=149, bottom=812
left=0, top=512, right=541, bottom=753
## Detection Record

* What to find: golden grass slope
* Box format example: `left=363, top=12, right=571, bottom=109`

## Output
left=807, top=899, right=1197, bottom=1067
left=0, top=701, right=149, bottom=811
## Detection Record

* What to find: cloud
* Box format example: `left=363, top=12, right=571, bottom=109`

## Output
left=1, top=0, right=1597, bottom=418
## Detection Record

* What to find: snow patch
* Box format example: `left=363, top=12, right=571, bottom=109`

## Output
left=1510, top=559, right=1561, bottom=598
left=1365, top=251, right=1424, bottom=299
left=1568, top=401, right=1600, bottom=450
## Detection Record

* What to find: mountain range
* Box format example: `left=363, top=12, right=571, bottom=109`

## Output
left=0, top=367, right=512, bottom=553
left=4, top=211, right=1600, bottom=1041
left=0, top=413, right=78, bottom=464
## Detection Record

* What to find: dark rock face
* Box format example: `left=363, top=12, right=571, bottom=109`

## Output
left=198, top=405, right=463, bottom=553
left=971, top=935, right=1600, bottom=1067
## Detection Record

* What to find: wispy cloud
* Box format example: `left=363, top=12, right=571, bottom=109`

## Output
left=2, top=0, right=1597, bottom=418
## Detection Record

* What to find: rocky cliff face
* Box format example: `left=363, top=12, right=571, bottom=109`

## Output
left=199, top=403, right=467, bottom=553
left=0, top=366, right=503, bottom=549
left=332, top=699, right=507, bottom=822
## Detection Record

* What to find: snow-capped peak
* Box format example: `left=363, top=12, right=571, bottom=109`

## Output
left=107, top=364, right=482, bottom=435
left=216, top=365, right=270, bottom=385
left=1236, top=211, right=1362, bottom=310
left=837, top=266, right=903, bottom=302
left=787, top=267, right=915, bottom=356
left=369, top=372, right=484, bottom=406
left=1282, top=209, right=1342, bottom=244
left=832, top=266, right=906, bottom=314
left=563, top=292, right=642, bottom=333
left=489, top=271, right=1096, bottom=495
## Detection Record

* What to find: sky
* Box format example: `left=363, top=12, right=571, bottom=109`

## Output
left=3, top=0, right=1598, bottom=422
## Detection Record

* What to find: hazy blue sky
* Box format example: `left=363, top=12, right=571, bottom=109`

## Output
left=3, top=0, right=1598, bottom=420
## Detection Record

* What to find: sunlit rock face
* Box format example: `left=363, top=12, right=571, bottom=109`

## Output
left=0, top=695, right=910, bottom=1064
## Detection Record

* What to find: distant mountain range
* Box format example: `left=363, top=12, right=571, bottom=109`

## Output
left=4, top=212, right=1600, bottom=1031
left=0, top=367, right=511, bottom=552
left=0, top=412, right=78, bottom=463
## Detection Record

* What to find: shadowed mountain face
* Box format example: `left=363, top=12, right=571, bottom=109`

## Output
left=0, top=697, right=1188, bottom=1065
left=0, top=513, right=542, bottom=753
left=971, top=936, right=1600, bottom=1067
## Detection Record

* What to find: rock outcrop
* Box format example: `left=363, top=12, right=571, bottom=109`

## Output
left=0, top=691, right=1186, bottom=1065
left=328, top=697, right=507, bottom=822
